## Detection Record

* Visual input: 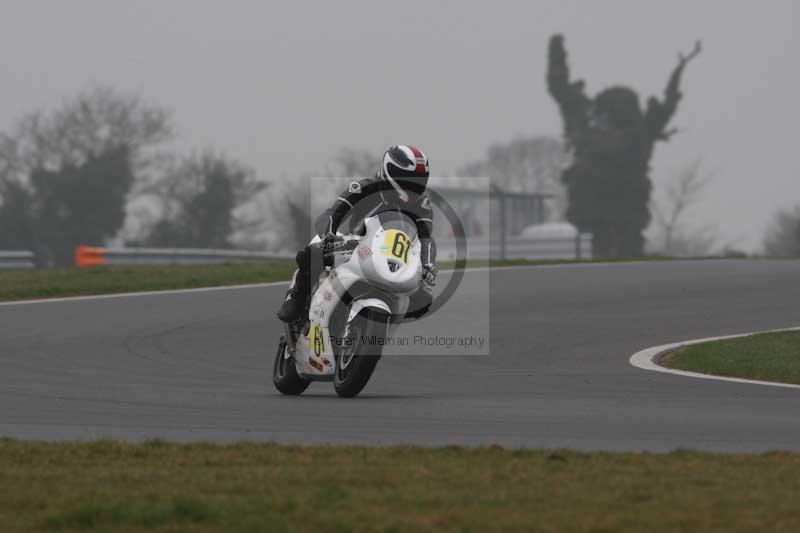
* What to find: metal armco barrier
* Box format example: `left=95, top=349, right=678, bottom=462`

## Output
left=75, top=246, right=292, bottom=267
left=74, top=234, right=592, bottom=268
left=437, top=234, right=593, bottom=261
left=0, top=251, right=36, bottom=270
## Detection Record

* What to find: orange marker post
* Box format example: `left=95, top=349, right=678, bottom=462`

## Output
left=75, top=246, right=108, bottom=268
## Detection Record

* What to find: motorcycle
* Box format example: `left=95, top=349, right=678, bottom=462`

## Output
left=273, top=211, right=423, bottom=398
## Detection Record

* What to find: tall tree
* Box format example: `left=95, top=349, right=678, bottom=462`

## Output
left=0, top=181, right=36, bottom=251
left=0, top=85, right=173, bottom=265
left=0, top=85, right=171, bottom=181
left=458, top=136, right=570, bottom=220
left=29, top=147, right=134, bottom=265
left=144, top=150, right=266, bottom=249
left=264, top=148, right=376, bottom=252
left=764, top=207, right=800, bottom=257
left=547, top=35, right=701, bottom=258
left=649, top=158, right=715, bottom=256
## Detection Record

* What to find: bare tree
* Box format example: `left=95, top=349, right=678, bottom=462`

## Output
left=0, top=85, right=172, bottom=180
left=764, top=207, right=800, bottom=257
left=258, top=148, right=378, bottom=251
left=263, top=174, right=341, bottom=252
left=139, top=149, right=267, bottom=249
left=649, top=158, right=715, bottom=256
left=458, top=136, right=570, bottom=220
left=0, top=85, right=174, bottom=264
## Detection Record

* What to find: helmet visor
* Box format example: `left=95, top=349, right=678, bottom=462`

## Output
left=385, top=162, right=429, bottom=194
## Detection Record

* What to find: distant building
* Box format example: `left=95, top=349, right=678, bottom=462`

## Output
left=434, top=186, right=554, bottom=239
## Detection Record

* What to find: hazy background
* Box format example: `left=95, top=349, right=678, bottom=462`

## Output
left=1, top=0, right=797, bottom=251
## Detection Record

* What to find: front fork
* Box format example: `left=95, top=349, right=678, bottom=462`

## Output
left=283, top=322, right=297, bottom=356
left=284, top=317, right=311, bottom=357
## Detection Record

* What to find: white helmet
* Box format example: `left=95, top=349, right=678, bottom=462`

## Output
left=379, top=145, right=430, bottom=200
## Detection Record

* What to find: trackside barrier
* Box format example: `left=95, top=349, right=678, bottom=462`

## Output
left=436, top=234, right=593, bottom=261
left=0, top=251, right=36, bottom=270
left=75, top=246, right=293, bottom=268
left=74, top=234, right=592, bottom=268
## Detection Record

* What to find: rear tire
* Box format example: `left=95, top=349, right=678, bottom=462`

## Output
left=333, top=310, right=386, bottom=398
left=273, top=336, right=311, bottom=395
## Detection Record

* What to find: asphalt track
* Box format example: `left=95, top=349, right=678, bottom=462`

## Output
left=1, top=259, right=799, bottom=451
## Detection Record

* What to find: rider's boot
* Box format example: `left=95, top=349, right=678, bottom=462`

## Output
left=277, top=270, right=310, bottom=323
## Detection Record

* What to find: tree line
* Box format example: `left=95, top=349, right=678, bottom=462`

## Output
left=0, top=86, right=269, bottom=266
left=0, top=87, right=390, bottom=267
left=2, top=37, right=798, bottom=264
left=544, top=34, right=800, bottom=258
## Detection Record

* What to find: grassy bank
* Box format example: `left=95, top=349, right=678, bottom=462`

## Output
left=0, top=259, right=591, bottom=302
left=0, top=256, right=729, bottom=303
left=662, top=330, right=800, bottom=385
left=0, top=262, right=297, bottom=302
left=1, top=440, right=799, bottom=532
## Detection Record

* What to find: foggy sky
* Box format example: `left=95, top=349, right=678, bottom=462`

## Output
left=1, top=0, right=798, bottom=250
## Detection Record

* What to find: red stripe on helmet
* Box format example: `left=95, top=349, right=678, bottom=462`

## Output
left=407, top=145, right=426, bottom=174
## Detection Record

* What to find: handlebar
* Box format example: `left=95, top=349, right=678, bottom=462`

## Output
left=322, top=238, right=360, bottom=256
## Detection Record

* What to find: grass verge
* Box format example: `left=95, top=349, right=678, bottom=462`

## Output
left=662, top=330, right=800, bottom=385
left=2, top=439, right=799, bottom=533
left=0, top=256, right=727, bottom=303
left=0, top=262, right=297, bottom=302
left=0, top=259, right=563, bottom=302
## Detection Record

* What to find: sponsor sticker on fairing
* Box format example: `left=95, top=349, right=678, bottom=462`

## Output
left=356, top=244, right=372, bottom=260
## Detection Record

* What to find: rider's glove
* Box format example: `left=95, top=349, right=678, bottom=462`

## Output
left=321, top=232, right=344, bottom=251
left=422, top=263, right=438, bottom=288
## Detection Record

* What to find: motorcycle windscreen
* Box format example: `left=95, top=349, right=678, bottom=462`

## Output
left=372, top=210, right=418, bottom=242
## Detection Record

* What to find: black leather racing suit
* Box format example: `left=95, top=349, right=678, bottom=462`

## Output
left=290, top=175, right=436, bottom=319
left=315, top=175, right=436, bottom=264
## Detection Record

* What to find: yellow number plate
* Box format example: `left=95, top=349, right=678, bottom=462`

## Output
left=380, top=230, right=411, bottom=264
left=308, top=322, right=325, bottom=356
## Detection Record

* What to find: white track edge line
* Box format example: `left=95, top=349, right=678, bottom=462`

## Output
left=0, top=260, right=707, bottom=307
left=0, top=263, right=546, bottom=307
left=629, top=326, right=800, bottom=390
left=0, top=281, right=290, bottom=307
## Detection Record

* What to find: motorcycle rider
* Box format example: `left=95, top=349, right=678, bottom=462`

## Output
left=277, top=144, right=438, bottom=322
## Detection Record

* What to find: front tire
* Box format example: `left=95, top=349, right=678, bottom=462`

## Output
left=273, top=336, right=311, bottom=395
left=333, top=310, right=387, bottom=398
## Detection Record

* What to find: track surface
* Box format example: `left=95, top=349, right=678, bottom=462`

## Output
left=2, top=260, right=799, bottom=451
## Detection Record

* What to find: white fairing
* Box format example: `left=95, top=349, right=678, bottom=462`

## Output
left=350, top=216, right=421, bottom=293
left=347, top=298, right=391, bottom=322
left=294, top=215, right=422, bottom=378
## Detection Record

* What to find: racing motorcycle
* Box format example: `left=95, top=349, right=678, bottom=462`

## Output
left=273, top=211, right=423, bottom=398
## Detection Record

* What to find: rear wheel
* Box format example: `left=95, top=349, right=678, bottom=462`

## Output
left=273, top=336, right=311, bottom=395
left=333, top=311, right=387, bottom=398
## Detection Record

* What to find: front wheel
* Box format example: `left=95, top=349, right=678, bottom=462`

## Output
left=333, top=310, right=387, bottom=398
left=273, top=336, right=311, bottom=395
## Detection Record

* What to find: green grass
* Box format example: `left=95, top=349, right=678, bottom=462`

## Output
left=0, top=256, right=732, bottom=303
left=662, top=330, right=800, bottom=385
left=0, top=262, right=297, bottom=302
left=0, top=259, right=574, bottom=302
left=43, top=500, right=217, bottom=530
left=1, top=440, right=799, bottom=532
